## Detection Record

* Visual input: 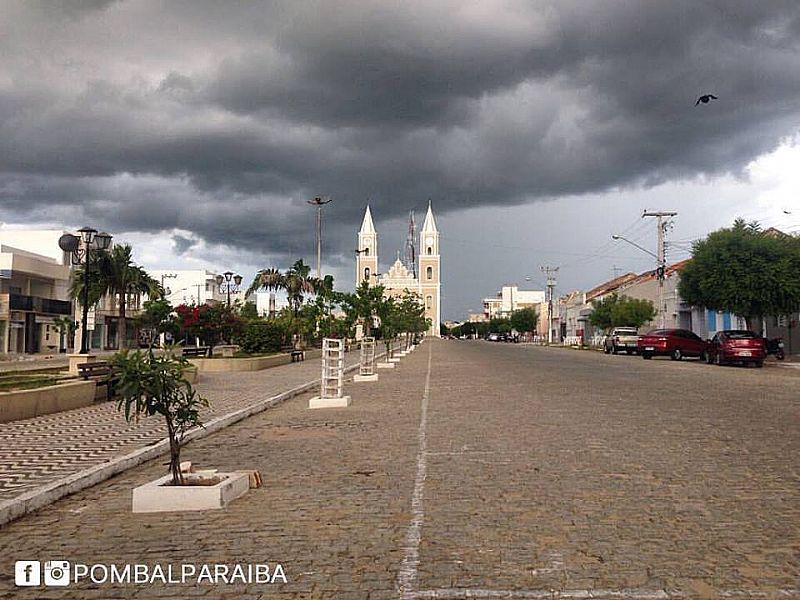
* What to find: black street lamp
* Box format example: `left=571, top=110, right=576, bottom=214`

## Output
left=59, top=228, right=113, bottom=354
left=215, top=271, right=242, bottom=307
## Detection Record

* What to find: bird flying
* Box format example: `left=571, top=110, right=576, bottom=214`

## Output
left=695, top=94, right=718, bottom=106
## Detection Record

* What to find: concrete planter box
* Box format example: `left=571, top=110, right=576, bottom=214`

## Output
left=212, top=344, right=240, bottom=358
left=189, top=349, right=322, bottom=373
left=377, top=362, right=395, bottom=369
left=132, top=472, right=249, bottom=513
left=0, top=380, right=96, bottom=423
left=308, top=395, right=351, bottom=409
left=353, top=374, right=379, bottom=382
left=182, top=366, right=199, bottom=384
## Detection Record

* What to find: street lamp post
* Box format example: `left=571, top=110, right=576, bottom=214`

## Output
left=58, top=227, right=113, bottom=354
left=215, top=271, right=243, bottom=308
left=307, top=196, right=333, bottom=279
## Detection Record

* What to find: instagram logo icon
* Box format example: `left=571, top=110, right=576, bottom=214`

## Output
left=44, top=560, right=71, bottom=586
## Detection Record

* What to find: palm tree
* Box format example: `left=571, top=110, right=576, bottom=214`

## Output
left=248, top=259, right=322, bottom=317
left=70, top=244, right=161, bottom=350
left=100, top=245, right=162, bottom=349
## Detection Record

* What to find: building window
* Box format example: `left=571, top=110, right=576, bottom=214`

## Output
left=426, top=266, right=433, bottom=280
left=364, top=247, right=370, bottom=255
left=364, top=267, right=370, bottom=280
left=426, top=295, right=432, bottom=309
left=427, top=246, right=432, bottom=255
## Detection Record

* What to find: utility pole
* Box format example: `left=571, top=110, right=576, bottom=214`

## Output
left=541, top=266, right=559, bottom=344
left=307, top=196, right=333, bottom=279
left=642, top=210, right=677, bottom=328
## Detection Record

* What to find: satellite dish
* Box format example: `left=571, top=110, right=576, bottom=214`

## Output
left=58, top=234, right=79, bottom=253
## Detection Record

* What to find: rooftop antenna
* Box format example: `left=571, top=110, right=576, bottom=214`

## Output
left=404, top=210, right=417, bottom=277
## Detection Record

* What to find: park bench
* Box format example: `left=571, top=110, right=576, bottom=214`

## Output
left=77, top=361, right=119, bottom=401
left=281, top=345, right=305, bottom=362
left=181, top=346, right=211, bottom=358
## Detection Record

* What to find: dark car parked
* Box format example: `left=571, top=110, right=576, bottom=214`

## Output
left=637, top=328, right=708, bottom=360
left=704, top=330, right=766, bottom=367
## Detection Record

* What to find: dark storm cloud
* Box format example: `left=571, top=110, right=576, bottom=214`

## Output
left=1, top=0, right=800, bottom=267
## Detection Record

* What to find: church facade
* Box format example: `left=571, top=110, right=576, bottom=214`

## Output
left=356, top=203, right=441, bottom=337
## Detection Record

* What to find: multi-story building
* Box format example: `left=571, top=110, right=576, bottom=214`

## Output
left=356, top=202, right=441, bottom=336
left=483, top=286, right=545, bottom=320
left=0, top=245, right=72, bottom=354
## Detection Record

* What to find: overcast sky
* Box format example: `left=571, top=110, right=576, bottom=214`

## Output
left=2, top=0, right=799, bottom=319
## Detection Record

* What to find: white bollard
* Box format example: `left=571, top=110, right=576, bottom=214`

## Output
left=309, top=338, right=352, bottom=408
left=354, top=337, right=378, bottom=382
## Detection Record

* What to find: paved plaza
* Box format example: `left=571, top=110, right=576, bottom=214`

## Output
left=1, top=340, right=799, bottom=599
left=0, top=352, right=359, bottom=505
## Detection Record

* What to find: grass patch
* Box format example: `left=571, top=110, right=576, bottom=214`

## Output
left=0, top=376, right=60, bottom=392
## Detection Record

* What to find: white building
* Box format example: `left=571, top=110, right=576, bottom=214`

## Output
left=150, top=270, right=244, bottom=307
left=483, top=286, right=545, bottom=319
left=356, top=202, right=442, bottom=337
left=0, top=229, right=73, bottom=266
left=0, top=244, right=72, bottom=354
left=254, top=290, right=289, bottom=317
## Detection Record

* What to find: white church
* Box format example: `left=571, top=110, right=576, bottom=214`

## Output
left=356, top=202, right=442, bottom=337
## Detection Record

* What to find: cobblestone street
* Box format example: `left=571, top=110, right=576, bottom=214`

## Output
left=1, top=340, right=798, bottom=599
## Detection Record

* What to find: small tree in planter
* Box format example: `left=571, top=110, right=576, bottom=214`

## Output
left=110, top=350, right=209, bottom=485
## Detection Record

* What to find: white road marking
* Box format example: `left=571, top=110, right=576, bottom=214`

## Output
left=398, top=343, right=434, bottom=598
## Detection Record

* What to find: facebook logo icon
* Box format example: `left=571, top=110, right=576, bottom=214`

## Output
left=15, top=561, right=41, bottom=586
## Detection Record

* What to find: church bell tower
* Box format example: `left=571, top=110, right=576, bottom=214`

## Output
left=357, top=205, right=378, bottom=285
left=419, top=201, right=441, bottom=337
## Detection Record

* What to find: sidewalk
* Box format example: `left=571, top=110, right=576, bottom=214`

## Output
left=0, top=350, right=363, bottom=525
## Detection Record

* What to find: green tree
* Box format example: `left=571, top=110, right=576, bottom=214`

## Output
left=375, top=294, right=401, bottom=357
left=589, top=293, right=656, bottom=331
left=111, top=350, right=208, bottom=486
left=238, top=302, right=259, bottom=320
left=489, top=317, right=512, bottom=334
left=679, top=219, right=800, bottom=331
left=396, top=291, right=428, bottom=347
left=510, top=307, right=538, bottom=333
left=338, top=281, right=386, bottom=337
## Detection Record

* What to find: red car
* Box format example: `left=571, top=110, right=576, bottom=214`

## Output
left=703, top=330, right=766, bottom=367
left=638, top=328, right=708, bottom=360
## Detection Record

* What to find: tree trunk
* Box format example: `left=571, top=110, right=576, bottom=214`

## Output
left=745, top=316, right=762, bottom=336
left=165, top=417, right=183, bottom=486
left=116, top=292, right=128, bottom=350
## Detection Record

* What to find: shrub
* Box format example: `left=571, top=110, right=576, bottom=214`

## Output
left=234, top=320, right=286, bottom=354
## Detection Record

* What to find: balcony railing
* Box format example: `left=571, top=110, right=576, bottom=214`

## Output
left=9, top=293, right=72, bottom=316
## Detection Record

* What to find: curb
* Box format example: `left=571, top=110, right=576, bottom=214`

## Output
left=0, top=361, right=368, bottom=527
